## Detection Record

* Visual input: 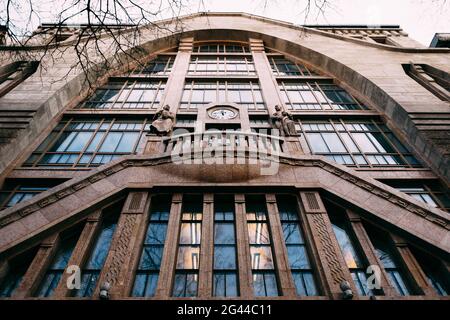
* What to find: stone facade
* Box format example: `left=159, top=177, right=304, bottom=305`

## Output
left=0, top=13, right=448, bottom=300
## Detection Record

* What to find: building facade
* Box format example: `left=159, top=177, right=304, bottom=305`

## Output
left=0, top=13, right=449, bottom=300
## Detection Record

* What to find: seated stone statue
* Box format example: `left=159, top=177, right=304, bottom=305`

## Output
left=150, top=105, right=175, bottom=136
left=270, top=105, right=297, bottom=136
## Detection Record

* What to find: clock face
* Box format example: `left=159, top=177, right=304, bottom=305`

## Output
left=210, top=108, right=237, bottom=120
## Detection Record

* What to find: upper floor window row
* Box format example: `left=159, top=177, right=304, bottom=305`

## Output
left=130, top=56, right=175, bottom=76
left=269, top=58, right=320, bottom=77
left=279, top=81, right=368, bottom=111
left=297, top=119, right=421, bottom=168
left=180, top=80, right=265, bottom=111
left=24, top=118, right=150, bottom=168
left=193, top=43, right=250, bottom=53
left=78, top=80, right=165, bottom=110
left=188, top=57, right=256, bottom=75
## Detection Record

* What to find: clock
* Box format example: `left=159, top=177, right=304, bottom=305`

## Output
left=210, top=108, right=237, bottom=120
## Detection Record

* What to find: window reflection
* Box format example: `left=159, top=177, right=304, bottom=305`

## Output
left=365, top=224, right=412, bottom=296
left=132, top=195, right=171, bottom=297
left=75, top=208, right=119, bottom=297
left=24, top=119, right=149, bottom=168
left=34, top=225, right=83, bottom=297
left=277, top=195, right=318, bottom=296
left=173, top=195, right=203, bottom=297
left=299, top=119, right=420, bottom=168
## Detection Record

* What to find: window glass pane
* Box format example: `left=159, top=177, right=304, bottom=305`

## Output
left=340, top=133, right=359, bottom=152
left=292, top=272, right=318, bottom=296
left=176, top=247, right=200, bottom=269
left=35, top=228, right=81, bottom=297
left=214, top=247, right=237, bottom=269
left=253, top=273, right=278, bottom=297
left=139, top=246, right=164, bottom=269
left=282, top=223, right=304, bottom=244
left=286, top=245, right=311, bottom=269
left=331, top=224, right=363, bottom=269
left=145, top=223, right=168, bottom=245
left=98, top=132, right=122, bottom=152
left=214, top=223, right=235, bottom=244
left=173, top=273, right=198, bottom=297
left=250, top=246, right=274, bottom=269
left=85, top=219, right=117, bottom=270
left=213, top=273, right=238, bottom=297
left=247, top=223, right=270, bottom=244
left=115, top=132, right=139, bottom=153
left=322, top=133, right=346, bottom=152
left=352, top=133, right=378, bottom=152
left=179, top=223, right=202, bottom=244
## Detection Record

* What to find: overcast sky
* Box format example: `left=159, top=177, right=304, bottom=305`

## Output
left=194, top=0, right=450, bottom=46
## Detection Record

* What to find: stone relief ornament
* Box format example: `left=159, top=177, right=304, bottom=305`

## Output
left=150, top=105, right=175, bottom=136
left=271, top=104, right=297, bottom=136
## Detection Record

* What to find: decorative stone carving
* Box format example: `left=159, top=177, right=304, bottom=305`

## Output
left=270, top=105, right=297, bottom=136
left=150, top=105, right=175, bottom=136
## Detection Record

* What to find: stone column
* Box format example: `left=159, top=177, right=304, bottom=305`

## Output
left=265, top=194, right=297, bottom=297
left=155, top=193, right=183, bottom=298
left=198, top=193, right=214, bottom=298
left=161, top=37, right=193, bottom=112
left=234, top=194, right=254, bottom=298
left=93, top=191, right=149, bottom=299
left=53, top=210, right=102, bottom=298
left=299, top=191, right=355, bottom=299
left=12, top=234, right=59, bottom=298
left=390, top=234, right=438, bottom=297
left=345, top=210, right=398, bottom=297
left=249, top=38, right=282, bottom=115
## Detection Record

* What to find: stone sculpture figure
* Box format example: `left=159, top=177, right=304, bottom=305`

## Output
left=150, top=105, right=175, bottom=136
left=271, top=104, right=297, bottom=136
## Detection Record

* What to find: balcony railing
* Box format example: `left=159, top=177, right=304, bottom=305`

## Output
left=144, top=131, right=304, bottom=159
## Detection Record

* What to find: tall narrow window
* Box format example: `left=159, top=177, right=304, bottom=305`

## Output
left=277, top=195, right=318, bottom=296
left=75, top=210, right=120, bottom=297
left=364, top=225, right=412, bottom=296
left=0, top=179, right=64, bottom=210
left=132, top=195, right=171, bottom=297
left=34, top=225, right=83, bottom=297
left=326, top=201, right=373, bottom=296
left=0, top=247, right=38, bottom=297
left=172, top=195, right=203, bottom=297
left=213, top=195, right=239, bottom=297
left=246, top=195, right=279, bottom=297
